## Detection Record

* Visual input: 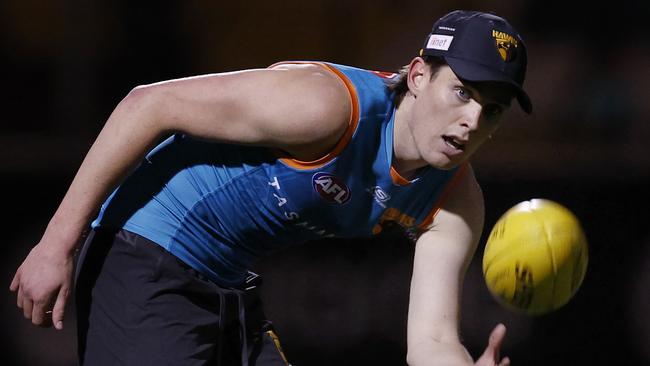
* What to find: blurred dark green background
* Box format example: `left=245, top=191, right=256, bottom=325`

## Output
left=2, top=1, right=649, bottom=365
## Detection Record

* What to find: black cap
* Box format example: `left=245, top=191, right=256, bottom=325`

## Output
left=420, top=10, right=532, bottom=113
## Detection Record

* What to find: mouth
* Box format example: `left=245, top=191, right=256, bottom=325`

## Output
left=442, top=136, right=466, bottom=151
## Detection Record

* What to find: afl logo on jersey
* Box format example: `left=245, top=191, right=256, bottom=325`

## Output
left=312, top=172, right=351, bottom=205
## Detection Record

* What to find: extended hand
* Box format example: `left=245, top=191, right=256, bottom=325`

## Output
left=10, top=242, right=74, bottom=330
left=475, top=323, right=510, bottom=366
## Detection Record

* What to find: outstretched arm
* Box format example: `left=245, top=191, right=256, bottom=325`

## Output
left=406, top=166, right=510, bottom=366
left=10, top=63, right=352, bottom=330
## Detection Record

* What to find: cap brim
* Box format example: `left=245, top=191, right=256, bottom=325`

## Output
left=445, top=56, right=532, bottom=114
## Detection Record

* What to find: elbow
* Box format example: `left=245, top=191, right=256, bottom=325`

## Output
left=115, top=84, right=170, bottom=132
left=123, top=84, right=158, bottom=109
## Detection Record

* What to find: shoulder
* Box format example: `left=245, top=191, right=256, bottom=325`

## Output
left=265, top=62, right=357, bottom=159
left=268, top=62, right=352, bottom=105
left=269, top=61, right=391, bottom=104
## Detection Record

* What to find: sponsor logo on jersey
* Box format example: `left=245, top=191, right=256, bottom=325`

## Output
left=366, top=186, right=391, bottom=208
left=372, top=207, right=416, bottom=235
left=312, top=172, right=351, bottom=204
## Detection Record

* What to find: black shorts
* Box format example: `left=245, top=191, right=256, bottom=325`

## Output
left=74, top=229, right=289, bottom=366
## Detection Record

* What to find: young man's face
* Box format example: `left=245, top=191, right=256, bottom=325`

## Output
left=407, top=63, right=512, bottom=170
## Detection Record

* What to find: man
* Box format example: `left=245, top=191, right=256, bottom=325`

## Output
left=11, top=10, right=531, bottom=366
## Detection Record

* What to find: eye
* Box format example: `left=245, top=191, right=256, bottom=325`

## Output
left=483, top=104, right=504, bottom=117
left=455, top=87, right=471, bottom=102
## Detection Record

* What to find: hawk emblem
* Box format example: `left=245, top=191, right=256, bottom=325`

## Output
left=492, top=30, right=518, bottom=62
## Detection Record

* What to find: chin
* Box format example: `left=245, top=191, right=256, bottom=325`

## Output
left=427, top=154, right=466, bottom=170
left=426, top=156, right=458, bottom=171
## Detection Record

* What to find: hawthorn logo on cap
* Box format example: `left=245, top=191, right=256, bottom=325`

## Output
left=492, top=29, right=518, bottom=62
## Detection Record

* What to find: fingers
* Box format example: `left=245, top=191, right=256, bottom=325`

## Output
left=16, top=281, right=24, bottom=308
left=31, top=299, right=53, bottom=327
left=22, top=292, right=34, bottom=320
left=10, top=247, right=73, bottom=329
left=52, top=286, right=70, bottom=330
left=14, top=276, right=59, bottom=328
left=476, top=323, right=508, bottom=365
left=489, top=323, right=507, bottom=362
left=489, top=323, right=507, bottom=350
left=10, top=269, right=20, bottom=292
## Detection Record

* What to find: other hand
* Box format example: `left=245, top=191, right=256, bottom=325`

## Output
left=475, top=323, right=510, bottom=366
left=10, top=242, right=75, bottom=330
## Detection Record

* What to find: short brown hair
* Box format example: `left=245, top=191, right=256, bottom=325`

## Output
left=386, top=56, right=447, bottom=107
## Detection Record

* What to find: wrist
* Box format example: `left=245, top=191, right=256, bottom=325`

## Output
left=407, top=340, right=473, bottom=366
left=42, top=213, right=89, bottom=255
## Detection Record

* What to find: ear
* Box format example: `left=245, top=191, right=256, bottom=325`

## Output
left=406, top=57, right=428, bottom=97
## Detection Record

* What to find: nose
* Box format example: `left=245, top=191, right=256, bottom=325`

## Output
left=460, top=101, right=482, bottom=131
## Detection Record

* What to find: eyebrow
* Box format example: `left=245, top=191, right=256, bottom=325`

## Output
left=465, top=83, right=512, bottom=107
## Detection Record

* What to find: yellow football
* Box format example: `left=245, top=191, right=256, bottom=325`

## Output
left=482, top=199, right=588, bottom=315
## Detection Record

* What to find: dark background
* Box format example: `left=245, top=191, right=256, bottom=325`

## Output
left=2, top=1, right=649, bottom=365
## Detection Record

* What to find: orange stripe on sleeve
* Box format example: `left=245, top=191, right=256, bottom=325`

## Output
left=417, top=163, right=469, bottom=230
left=269, top=62, right=360, bottom=170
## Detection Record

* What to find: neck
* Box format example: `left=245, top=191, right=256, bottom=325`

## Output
left=392, top=95, right=427, bottom=179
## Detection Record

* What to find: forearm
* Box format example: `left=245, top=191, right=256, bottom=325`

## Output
left=42, top=87, right=168, bottom=253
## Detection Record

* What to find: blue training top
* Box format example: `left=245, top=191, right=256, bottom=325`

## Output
left=92, top=62, right=467, bottom=287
